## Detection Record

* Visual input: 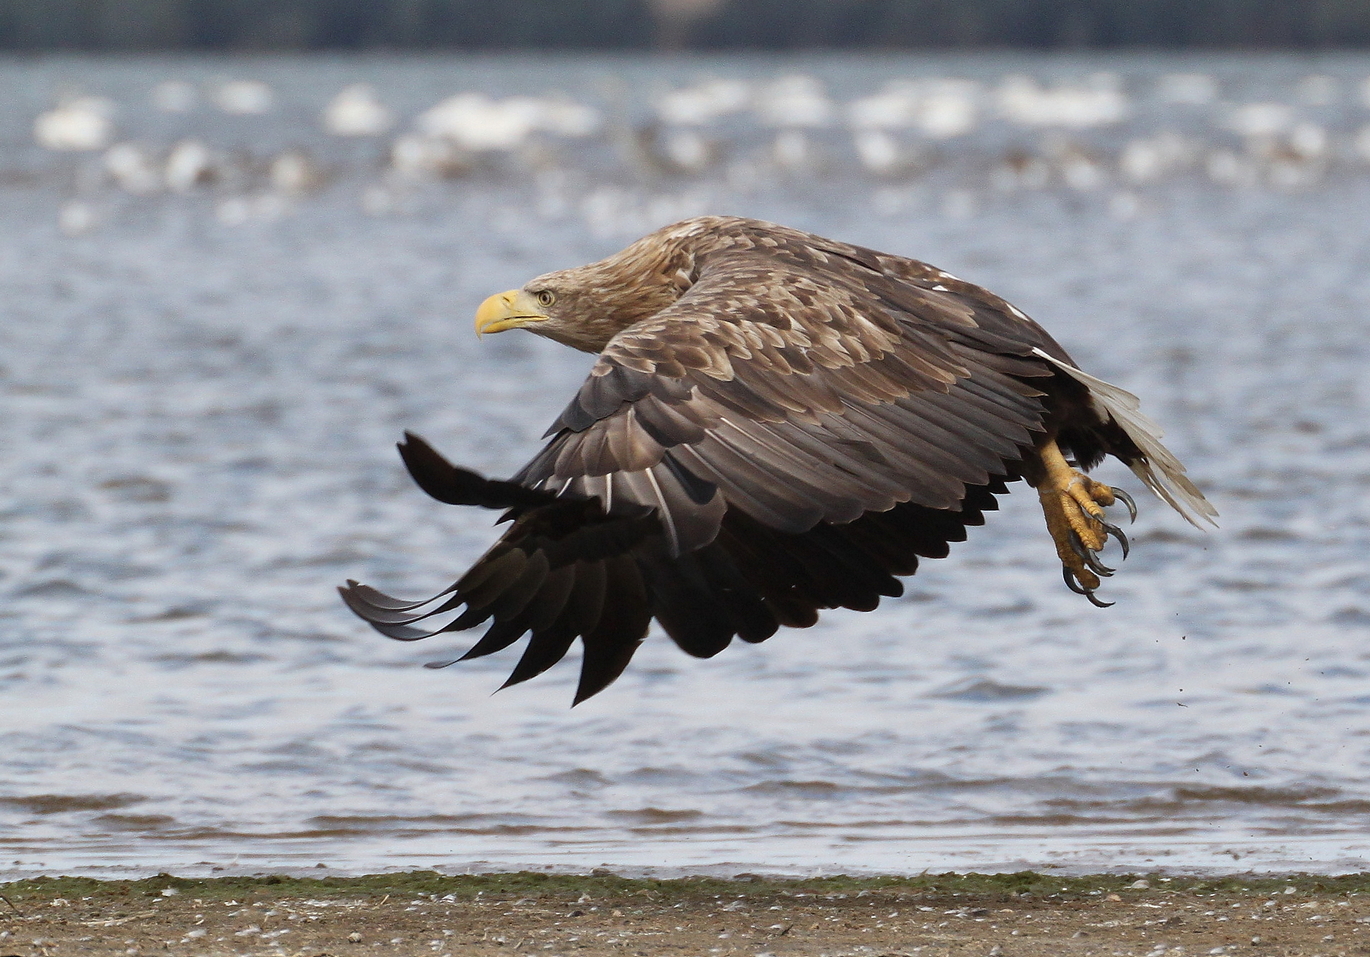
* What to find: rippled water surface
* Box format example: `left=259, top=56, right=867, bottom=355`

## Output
left=3, top=53, right=1370, bottom=879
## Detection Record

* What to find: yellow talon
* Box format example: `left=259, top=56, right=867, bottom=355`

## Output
left=1032, top=439, right=1124, bottom=602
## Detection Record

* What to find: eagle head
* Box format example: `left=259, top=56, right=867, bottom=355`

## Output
left=474, top=222, right=706, bottom=353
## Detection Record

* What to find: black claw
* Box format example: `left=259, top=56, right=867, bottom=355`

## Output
left=1112, top=487, right=1138, bottom=524
left=1083, top=551, right=1115, bottom=577
left=1103, top=521, right=1130, bottom=558
left=1062, top=565, right=1089, bottom=595
left=1063, top=565, right=1115, bottom=606
left=1067, top=531, right=1089, bottom=560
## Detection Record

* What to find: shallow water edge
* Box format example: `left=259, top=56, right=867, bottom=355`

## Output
left=8, top=868, right=1370, bottom=900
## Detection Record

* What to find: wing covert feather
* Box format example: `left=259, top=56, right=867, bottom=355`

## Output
left=521, top=251, right=1055, bottom=544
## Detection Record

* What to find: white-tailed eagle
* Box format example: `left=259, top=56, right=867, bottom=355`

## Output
left=342, top=216, right=1216, bottom=703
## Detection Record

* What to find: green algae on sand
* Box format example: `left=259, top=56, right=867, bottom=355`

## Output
left=7, top=868, right=1370, bottom=903
left=6, top=870, right=1370, bottom=957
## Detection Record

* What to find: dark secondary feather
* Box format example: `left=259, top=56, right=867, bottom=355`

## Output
left=342, top=217, right=1103, bottom=703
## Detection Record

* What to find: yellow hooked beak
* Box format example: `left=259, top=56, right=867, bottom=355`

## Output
left=475, top=289, right=549, bottom=336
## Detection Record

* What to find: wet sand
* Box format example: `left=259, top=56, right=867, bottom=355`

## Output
left=4, top=871, right=1369, bottom=956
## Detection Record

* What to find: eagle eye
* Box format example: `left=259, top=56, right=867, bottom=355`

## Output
left=535, top=290, right=556, bottom=308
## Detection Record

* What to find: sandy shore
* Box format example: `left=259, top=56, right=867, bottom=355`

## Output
left=2, top=871, right=1368, bottom=956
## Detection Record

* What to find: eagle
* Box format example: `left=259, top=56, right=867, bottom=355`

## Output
left=341, top=216, right=1216, bottom=703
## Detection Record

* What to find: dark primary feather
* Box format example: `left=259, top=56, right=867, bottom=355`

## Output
left=344, top=216, right=1108, bottom=703
left=396, top=432, right=554, bottom=510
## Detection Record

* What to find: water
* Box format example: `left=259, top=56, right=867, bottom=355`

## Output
left=2, top=53, right=1370, bottom=880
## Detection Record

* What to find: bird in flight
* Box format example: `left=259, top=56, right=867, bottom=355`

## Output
left=342, top=216, right=1216, bottom=703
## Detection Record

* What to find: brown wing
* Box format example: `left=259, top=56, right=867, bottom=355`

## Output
left=344, top=237, right=1076, bottom=703
left=518, top=247, right=1060, bottom=543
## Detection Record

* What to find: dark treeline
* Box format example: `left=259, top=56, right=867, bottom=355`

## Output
left=3, top=0, right=1370, bottom=51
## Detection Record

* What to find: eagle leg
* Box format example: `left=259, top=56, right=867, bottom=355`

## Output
left=1031, top=439, right=1129, bottom=607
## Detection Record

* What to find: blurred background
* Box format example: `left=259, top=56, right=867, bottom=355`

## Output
left=3, top=3, right=1370, bottom=881
left=5, top=0, right=1370, bottom=50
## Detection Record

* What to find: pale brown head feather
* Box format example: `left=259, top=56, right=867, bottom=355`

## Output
left=511, top=219, right=732, bottom=353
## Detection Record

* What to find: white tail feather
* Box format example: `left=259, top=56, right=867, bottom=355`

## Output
left=1031, top=348, right=1218, bottom=528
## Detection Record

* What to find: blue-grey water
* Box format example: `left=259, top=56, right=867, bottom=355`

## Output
left=2, top=53, right=1370, bottom=880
